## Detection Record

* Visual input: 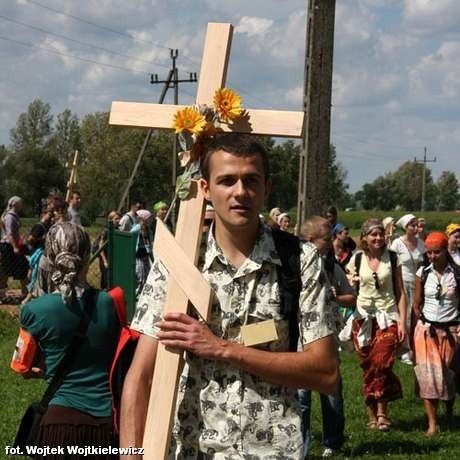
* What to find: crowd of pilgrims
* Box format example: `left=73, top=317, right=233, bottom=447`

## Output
left=2, top=191, right=460, bottom=458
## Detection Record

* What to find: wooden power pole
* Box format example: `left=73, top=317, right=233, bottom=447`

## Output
left=296, top=0, right=336, bottom=226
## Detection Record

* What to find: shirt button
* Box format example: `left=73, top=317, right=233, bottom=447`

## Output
left=232, top=443, right=238, bottom=450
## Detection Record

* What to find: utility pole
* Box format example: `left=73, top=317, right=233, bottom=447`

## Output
left=296, top=0, right=336, bottom=227
left=118, top=51, right=197, bottom=213
left=117, top=70, right=174, bottom=213
left=151, top=49, right=197, bottom=225
left=414, top=147, right=436, bottom=212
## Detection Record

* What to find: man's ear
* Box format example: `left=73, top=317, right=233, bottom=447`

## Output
left=199, top=178, right=211, bottom=201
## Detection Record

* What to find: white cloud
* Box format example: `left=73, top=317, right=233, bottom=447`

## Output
left=403, top=0, right=460, bottom=33
left=335, top=2, right=374, bottom=48
left=332, top=70, right=402, bottom=107
left=409, top=41, right=460, bottom=100
left=285, top=86, right=302, bottom=105
left=235, top=17, right=273, bottom=37
left=376, top=32, right=418, bottom=56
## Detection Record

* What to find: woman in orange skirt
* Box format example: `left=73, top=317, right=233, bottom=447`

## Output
left=412, top=231, right=460, bottom=436
left=345, top=219, right=407, bottom=431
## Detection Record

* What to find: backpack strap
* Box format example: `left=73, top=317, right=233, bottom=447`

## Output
left=107, top=286, right=140, bottom=433
left=388, top=249, right=398, bottom=299
left=271, top=230, right=301, bottom=352
left=354, top=251, right=362, bottom=296
left=108, top=286, right=128, bottom=326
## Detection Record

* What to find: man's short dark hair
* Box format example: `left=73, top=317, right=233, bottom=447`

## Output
left=200, top=133, right=270, bottom=181
left=324, top=205, right=337, bottom=217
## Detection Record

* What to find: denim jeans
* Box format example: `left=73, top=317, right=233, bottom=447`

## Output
left=298, top=375, right=345, bottom=458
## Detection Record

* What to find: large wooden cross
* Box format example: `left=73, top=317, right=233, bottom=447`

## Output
left=109, top=22, right=304, bottom=459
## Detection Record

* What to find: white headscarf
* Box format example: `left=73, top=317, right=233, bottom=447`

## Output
left=277, top=213, right=289, bottom=225
left=46, top=222, right=90, bottom=304
left=396, top=214, right=417, bottom=230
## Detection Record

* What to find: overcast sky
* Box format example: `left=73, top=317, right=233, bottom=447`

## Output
left=1, top=0, right=459, bottom=191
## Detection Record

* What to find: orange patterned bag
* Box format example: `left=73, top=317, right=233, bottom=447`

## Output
left=11, top=328, right=38, bottom=373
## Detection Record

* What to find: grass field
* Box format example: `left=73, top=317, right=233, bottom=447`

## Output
left=1, top=310, right=459, bottom=459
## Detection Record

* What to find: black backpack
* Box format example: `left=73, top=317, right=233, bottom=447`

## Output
left=271, top=230, right=302, bottom=352
left=354, top=250, right=399, bottom=298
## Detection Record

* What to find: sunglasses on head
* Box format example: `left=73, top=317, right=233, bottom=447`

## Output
left=372, top=272, right=381, bottom=290
left=435, top=283, right=442, bottom=301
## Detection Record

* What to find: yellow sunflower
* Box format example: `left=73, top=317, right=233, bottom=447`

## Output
left=214, top=88, right=242, bottom=122
left=173, top=106, right=206, bottom=134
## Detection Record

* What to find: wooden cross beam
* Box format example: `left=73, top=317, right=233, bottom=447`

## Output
left=109, top=22, right=304, bottom=459
left=65, top=150, right=79, bottom=203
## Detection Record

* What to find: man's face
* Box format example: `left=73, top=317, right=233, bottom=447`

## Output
left=325, top=212, right=336, bottom=224
left=200, top=150, right=270, bottom=232
left=337, top=228, right=349, bottom=242
left=157, top=206, right=168, bottom=221
left=70, top=194, right=81, bottom=209
left=112, top=214, right=121, bottom=228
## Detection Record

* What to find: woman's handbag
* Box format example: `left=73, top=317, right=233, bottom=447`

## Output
left=13, top=288, right=98, bottom=453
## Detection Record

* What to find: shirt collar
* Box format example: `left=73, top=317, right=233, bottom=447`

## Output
left=426, top=262, right=455, bottom=275
left=202, top=221, right=282, bottom=271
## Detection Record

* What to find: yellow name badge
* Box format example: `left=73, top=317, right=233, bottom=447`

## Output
left=241, top=319, right=278, bottom=347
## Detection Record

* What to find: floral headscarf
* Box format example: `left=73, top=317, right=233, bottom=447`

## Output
left=46, top=222, right=90, bottom=304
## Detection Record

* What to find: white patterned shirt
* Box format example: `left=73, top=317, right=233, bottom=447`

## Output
left=131, top=224, right=334, bottom=459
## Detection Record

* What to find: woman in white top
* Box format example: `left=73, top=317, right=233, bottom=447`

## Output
left=412, top=231, right=460, bottom=437
left=346, top=219, right=407, bottom=432
left=390, top=214, right=425, bottom=364
left=446, top=223, right=460, bottom=266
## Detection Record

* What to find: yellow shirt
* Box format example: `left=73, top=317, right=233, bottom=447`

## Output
left=347, top=250, right=399, bottom=313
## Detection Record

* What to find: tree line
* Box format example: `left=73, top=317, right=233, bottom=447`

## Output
left=0, top=99, right=457, bottom=221
left=0, top=99, right=349, bottom=221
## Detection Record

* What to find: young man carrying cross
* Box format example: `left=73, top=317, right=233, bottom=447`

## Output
left=121, top=133, right=338, bottom=459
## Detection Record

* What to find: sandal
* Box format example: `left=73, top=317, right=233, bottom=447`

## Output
left=367, top=420, right=378, bottom=430
left=377, top=413, right=391, bottom=432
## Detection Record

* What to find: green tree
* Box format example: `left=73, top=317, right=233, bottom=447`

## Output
left=436, top=171, right=459, bottom=210
left=324, top=144, right=350, bottom=209
left=393, top=161, right=436, bottom=210
left=49, top=109, right=81, bottom=165
left=3, top=148, right=65, bottom=214
left=78, top=113, right=175, bottom=217
left=10, top=99, right=53, bottom=153
left=267, top=139, right=299, bottom=211
left=355, top=173, right=397, bottom=211
left=0, top=145, right=8, bottom=206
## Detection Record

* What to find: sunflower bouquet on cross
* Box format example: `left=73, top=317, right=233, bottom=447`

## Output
left=169, top=88, right=244, bottom=207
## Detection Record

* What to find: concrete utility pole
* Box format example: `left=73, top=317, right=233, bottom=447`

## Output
left=414, top=147, right=436, bottom=212
left=296, top=0, right=336, bottom=226
left=151, top=50, right=197, bottom=225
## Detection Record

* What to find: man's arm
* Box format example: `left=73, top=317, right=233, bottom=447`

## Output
left=156, top=313, right=338, bottom=394
left=120, top=334, right=158, bottom=454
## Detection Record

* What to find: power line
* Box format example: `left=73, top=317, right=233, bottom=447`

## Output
left=333, top=130, right=424, bottom=152
left=0, top=35, right=150, bottom=76
left=24, top=0, right=171, bottom=51
left=0, top=14, right=170, bottom=69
